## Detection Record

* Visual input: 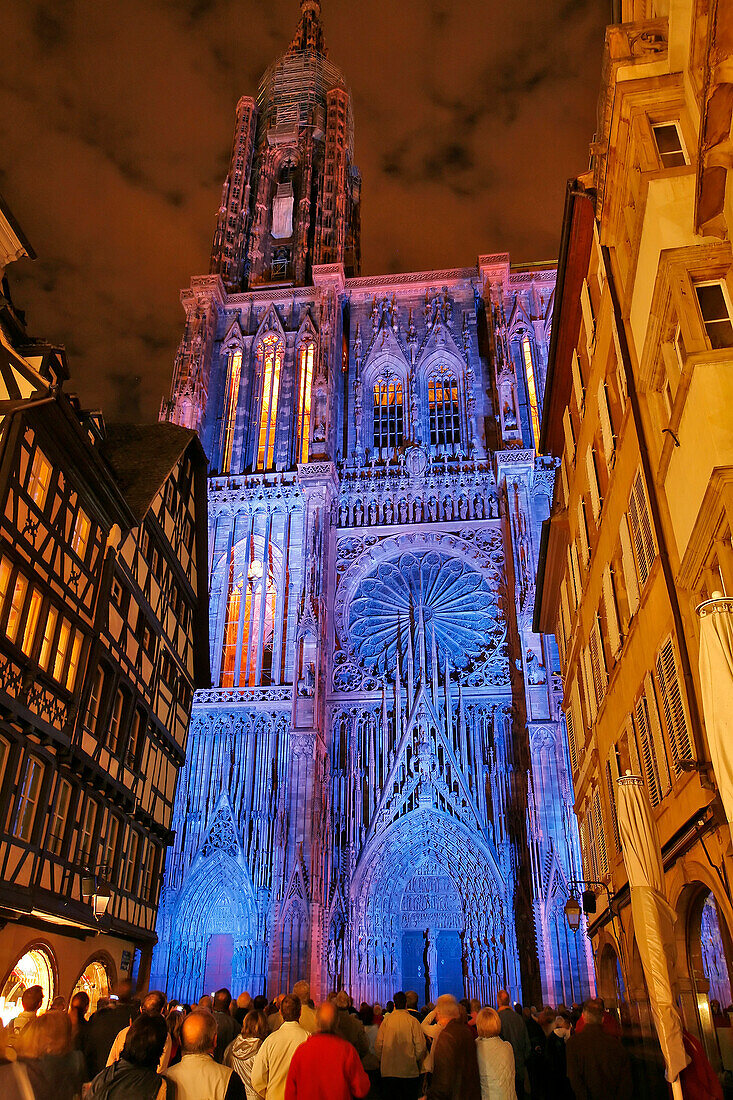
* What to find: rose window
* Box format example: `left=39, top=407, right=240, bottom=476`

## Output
left=347, top=551, right=500, bottom=674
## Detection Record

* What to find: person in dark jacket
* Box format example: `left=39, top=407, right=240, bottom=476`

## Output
left=566, top=998, right=632, bottom=1100
left=426, top=999, right=481, bottom=1100
left=84, top=981, right=139, bottom=1079
left=213, top=988, right=240, bottom=1063
left=87, top=1014, right=173, bottom=1100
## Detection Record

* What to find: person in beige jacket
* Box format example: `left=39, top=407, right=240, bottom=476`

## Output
left=375, top=991, right=427, bottom=1100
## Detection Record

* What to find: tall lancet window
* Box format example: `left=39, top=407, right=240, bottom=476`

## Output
left=256, top=332, right=283, bottom=471
left=522, top=335, right=541, bottom=447
left=429, top=374, right=461, bottom=450
left=221, top=555, right=242, bottom=688
left=221, top=349, right=242, bottom=473
left=296, top=340, right=315, bottom=464
left=373, top=379, right=404, bottom=454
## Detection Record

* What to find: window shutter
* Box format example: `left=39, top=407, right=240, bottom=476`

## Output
left=589, top=616, right=607, bottom=707
left=571, top=350, right=585, bottom=412
left=563, top=407, right=576, bottom=462
left=581, top=282, right=596, bottom=346
left=602, top=566, right=622, bottom=657
left=586, top=447, right=602, bottom=520
left=577, top=500, right=590, bottom=568
left=598, top=380, right=615, bottom=466
left=628, top=473, right=655, bottom=586
left=582, top=645, right=598, bottom=724
left=565, top=706, right=578, bottom=774
left=560, top=458, right=570, bottom=508
left=568, top=543, right=582, bottom=608
left=606, top=750, right=621, bottom=853
left=635, top=694, right=662, bottom=807
left=656, top=637, right=693, bottom=772
left=619, top=515, right=640, bottom=617
left=644, top=671, right=672, bottom=798
left=560, top=578, right=572, bottom=651
left=556, top=609, right=566, bottom=665
left=593, top=786, right=609, bottom=876
left=570, top=679, right=585, bottom=752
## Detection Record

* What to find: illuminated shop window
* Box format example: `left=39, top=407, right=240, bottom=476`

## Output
left=256, top=333, right=283, bottom=471
left=297, top=341, right=315, bottom=463
left=373, top=380, right=403, bottom=453
left=523, top=335, right=542, bottom=448
left=429, top=375, right=460, bottom=449
left=71, top=959, right=110, bottom=1016
left=0, top=946, right=55, bottom=1024
left=221, top=350, right=242, bottom=473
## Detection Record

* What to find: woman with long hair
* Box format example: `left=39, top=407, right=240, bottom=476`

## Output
left=224, top=1009, right=269, bottom=1099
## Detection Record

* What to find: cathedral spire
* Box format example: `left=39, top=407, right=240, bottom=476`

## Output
left=288, top=0, right=326, bottom=55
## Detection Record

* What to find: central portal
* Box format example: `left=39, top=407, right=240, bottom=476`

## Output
left=400, top=858, right=464, bottom=1001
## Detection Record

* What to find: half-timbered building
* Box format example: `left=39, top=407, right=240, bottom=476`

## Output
left=0, top=197, right=209, bottom=1020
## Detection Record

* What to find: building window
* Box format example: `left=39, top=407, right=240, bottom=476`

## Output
left=0, top=558, right=11, bottom=612
left=256, top=332, right=283, bottom=471
left=78, top=799, right=97, bottom=865
left=39, top=607, right=58, bottom=672
left=522, top=336, right=542, bottom=448
left=52, top=617, right=73, bottom=683
left=47, top=778, right=71, bottom=857
left=221, top=349, right=242, bottom=474
left=428, top=375, right=461, bottom=450
left=13, top=757, right=43, bottom=842
left=221, top=556, right=242, bottom=689
left=21, top=588, right=42, bottom=657
left=695, top=282, right=733, bottom=349
left=103, top=814, right=119, bottom=875
left=86, top=666, right=105, bottom=733
left=127, top=709, right=144, bottom=767
left=27, top=449, right=52, bottom=510
left=373, top=379, right=404, bottom=454
left=272, top=247, right=290, bottom=280
left=108, top=688, right=127, bottom=753
left=652, top=122, right=687, bottom=169
left=65, top=629, right=82, bottom=690
left=71, top=509, right=91, bottom=560
left=123, top=829, right=140, bottom=893
left=296, top=341, right=315, bottom=464
left=5, top=573, right=28, bottom=644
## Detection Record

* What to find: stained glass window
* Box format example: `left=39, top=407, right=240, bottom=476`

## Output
left=428, top=375, right=460, bottom=449
left=256, top=333, right=283, bottom=470
left=297, top=341, right=315, bottom=463
left=221, top=350, right=242, bottom=473
left=373, top=380, right=403, bottom=454
left=523, top=335, right=542, bottom=447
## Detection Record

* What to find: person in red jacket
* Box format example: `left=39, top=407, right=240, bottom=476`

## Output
left=674, top=1029, right=722, bottom=1100
left=284, top=1001, right=370, bottom=1100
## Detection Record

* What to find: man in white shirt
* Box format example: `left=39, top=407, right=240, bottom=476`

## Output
left=165, top=1010, right=244, bottom=1099
left=106, top=990, right=172, bottom=1072
left=251, top=994, right=308, bottom=1100
left=375, top=990, right=426, bottom=1099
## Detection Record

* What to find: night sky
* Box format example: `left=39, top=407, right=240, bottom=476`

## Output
left=1, top=0, right=610, bottom=423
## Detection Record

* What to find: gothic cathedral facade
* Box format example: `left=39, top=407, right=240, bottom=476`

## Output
left=153, top=0, right=594, bottom=1007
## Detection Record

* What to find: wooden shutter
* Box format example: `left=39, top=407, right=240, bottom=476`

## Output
left=563, top=407, right=576, bottom=462
left=586, top=447, right=602, bottom=520
left=560, top=458, right=570, bottom=508
left=571, top=349, right=585, bottom=411
left=606, top=749, right=621, bottom=853
left=598, top=380, right=615, bottom=467
left=593, top=786, right=609, bottom=875
left=570, top=679, right=585, bottom=751
left=656, top=636, right=693, bottom=772
left=628, top=472, right=655, bottom=586
left=619, top=515, right=640, bottom=616
left=583, top=645, right=598, bottom=724
left=577, top=499, right=590, bottom=568
left=645, top=671, right=672, bottom=798
left=565, top=706, right=578, bottom=774
left=635, top=693, right=662, bottom=807
left=560, top=578, right=572, bottom=650
left=589, top=615, right=607, bottom=706
left=602, top=566, right=622, bottom=657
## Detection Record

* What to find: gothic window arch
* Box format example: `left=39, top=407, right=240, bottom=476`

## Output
left=427, top=366, right=462, bottom=453
left=220, top=534, right=281, bottom=688
left=255, top=331, right=284, bottom=471
left=220, top=346, right=243, bottom=473
left=295, top=338, right=315, bottom=464
left=521, top=333, right=542, bottom=447
left=370, top=367, right=406, bottom=457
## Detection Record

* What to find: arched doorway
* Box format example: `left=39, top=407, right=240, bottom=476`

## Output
left=72, top=957, right=113, bottom=1015
left=598, top=943, right=625, bottom=1013
left=684, top=883, right=733, bottom=1071
left=400, top=857, right=464, bottom=1002
left=0, top=944, right=56, bottom=1025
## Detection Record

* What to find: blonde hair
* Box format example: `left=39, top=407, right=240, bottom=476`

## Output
left=476, top=1006, right=502, bottom=1038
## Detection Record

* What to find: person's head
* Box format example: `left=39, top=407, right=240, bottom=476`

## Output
left=497, top=989, right=511, bottom=1009
left=373, top=1002, right=382, bottom=1017
left=142, top=990, right=166, bottom=1016
left=167, top=1008, right=185, bottom=1043
left=476, top=1007, right=502, bottom=1038
left=50, top=996, right=66, bottom=1011
left=115, top=980, right=134, bottom=1003
left=281, top=994, right=301, bottom=1023
left=459, top=998, right=471, bottom=1015
left=69, top=991, right=90, bottom=1019
left=180, top=1010, right=217, bottom=1055
left=292, top=981, right=310, bottom=1005
left=582, top=998, right=604, bottom=1026
left=198, top=995, right=213, bottom=1011
left=554, top=1011, right=572, bottom=1038
left=17, top=1011, right=72, bottom=1058
left=122, top=1015, right=168, bottom=1068
left=242, top=1010, right=269, bottom=1041
left=236, top=993, right=252, bottom=1010
left=316, top=1001, right=338, bottom=1034
left=469, top=998, right=481, bottom=1015
left=253, top=995, right=268, bottom=1013
left=335, top=990, right=350, bottom=1011
left=712, top=999, right=722, bottom=1014
left=359, top=1004, right=374, bottom=1026
left=514, top=1003, right=522, bottom=1015
left=405, top=990, right=418, bottom=1010
left=385, top=1000, right=394, bottom=1014
left=213, top=988, right=232, bottom=1013
left=436, top=998, right=460, bottom=1028
left=22, top=985, right=44, bottom=1013
left=537, top=1007, right=556, bottom=1034
left=393, top=991, right=407, bottom=1010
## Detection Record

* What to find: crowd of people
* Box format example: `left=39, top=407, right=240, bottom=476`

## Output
left=0, top=977, right=724, bottom=1099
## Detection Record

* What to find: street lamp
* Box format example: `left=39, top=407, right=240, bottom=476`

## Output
left=564, top=894, right=583, bottom=932
left=82, top=869, right=112, bottom=922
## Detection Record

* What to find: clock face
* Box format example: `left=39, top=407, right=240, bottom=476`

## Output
left=405, top=445, right=428, bottom=477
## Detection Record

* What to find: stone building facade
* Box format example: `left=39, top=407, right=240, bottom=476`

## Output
left=535, top=0, right=733, bottom=1069
left=154, top=0, right=594, bottom=1005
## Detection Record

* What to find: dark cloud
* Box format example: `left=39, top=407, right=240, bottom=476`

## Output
left=1, top=0, right=610, bottom=423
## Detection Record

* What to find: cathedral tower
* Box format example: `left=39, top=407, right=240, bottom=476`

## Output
left=155, top=2, right=594, bottom=1007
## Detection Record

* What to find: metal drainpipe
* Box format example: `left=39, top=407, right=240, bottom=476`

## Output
left=601, top=245, right=709, bottom=770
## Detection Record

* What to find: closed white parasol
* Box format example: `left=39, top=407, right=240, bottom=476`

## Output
left=698, top=594, right=733, bottom=841
left=616, top=773, right=689, bottom=1098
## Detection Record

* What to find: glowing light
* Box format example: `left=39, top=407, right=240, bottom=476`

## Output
left=221, top=350, right=242, bottom=474
left=523, top=335, right=542, bottom=448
